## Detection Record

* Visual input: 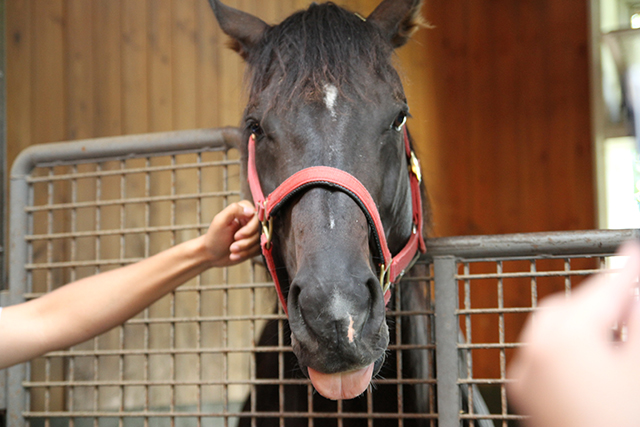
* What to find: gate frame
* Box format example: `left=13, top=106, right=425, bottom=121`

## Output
left=3, top=128, right=240, bottom=427
left=1, top=128, right=638, bottom=427
left=428, top=228, right=640, bottom=425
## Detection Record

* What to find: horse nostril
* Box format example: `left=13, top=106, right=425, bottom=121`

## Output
left=287, top=282, right=301, bottom=316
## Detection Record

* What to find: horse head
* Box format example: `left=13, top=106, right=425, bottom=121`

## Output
left=209, top=0, right=428, bottom=401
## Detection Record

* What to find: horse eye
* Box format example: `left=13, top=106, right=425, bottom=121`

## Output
left=392, top=112, right=407, bottom=131
left=248, top=121, right=264, bottom=138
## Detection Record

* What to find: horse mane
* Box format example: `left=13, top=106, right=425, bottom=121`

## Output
left=240, top=2, right=402, bottom=111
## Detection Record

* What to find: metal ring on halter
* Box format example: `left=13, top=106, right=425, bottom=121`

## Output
left=379, top=263, right=391, bottom=294
left=261, top=217, right=273, bottom=250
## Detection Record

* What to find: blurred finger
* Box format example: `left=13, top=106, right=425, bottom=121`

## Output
left=214, top=202, right=248, bottom=229
left=230, top=232, right=261, bottom=254
left=228, top=242, right=261, bottom=262
left=582, top=241, right=640, bottom=330
left=237, top=200, right=256, bottom=223
left=235, top=213, right=260, bottom=240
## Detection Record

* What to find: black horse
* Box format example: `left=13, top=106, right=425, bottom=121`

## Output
left=208, top=0, right=492, bottom=425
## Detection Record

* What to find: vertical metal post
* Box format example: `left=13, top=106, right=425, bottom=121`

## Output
left=0, top=0, right=6, bottom=289
left=0, top=292, right=6, bottom=418
left=434, top=256, right=459, bottom=427
left=7, top=169, right=29, bottom=427
left=0, top=14, right=7, bottom=424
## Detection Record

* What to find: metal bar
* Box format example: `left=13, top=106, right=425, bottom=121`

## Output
left=0, top=293, right=6, bottom=414
left=25, top=223, right=218, bottom=241
left=0, top=0, right=7, bottom=293
left=423, top=229, right=639, bottom=260
left=22, top=281, right=276, bottom=297
left=7, top=149, right=29, bottom=427
left=455, top=268, right=601, bottom=280
left=10, top=128, right=239, bottom=180
left=25, top=158, right=239, bottom=182
left=433, top=256, right=459, bottom=427
left=24, top=190, right=239, bottom=213
left=38, top=341, right=434, bottom=358
left=21, top=411, right=438, bottom=420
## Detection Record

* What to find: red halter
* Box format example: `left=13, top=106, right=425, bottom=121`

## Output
left=247, top=127, right=426, bottom=314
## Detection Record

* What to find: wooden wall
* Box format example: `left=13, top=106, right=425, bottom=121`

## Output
left=410, top=0, right=596, bottom=237
left=5, top=1, right=382, bottom=167
left=6, top=0, right=595, bottom=238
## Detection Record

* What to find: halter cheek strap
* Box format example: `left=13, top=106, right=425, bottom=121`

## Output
left=247, top=127, right=426, bottom=314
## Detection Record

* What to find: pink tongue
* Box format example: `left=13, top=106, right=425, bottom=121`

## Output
left=307, top=364, right=374, bottom=400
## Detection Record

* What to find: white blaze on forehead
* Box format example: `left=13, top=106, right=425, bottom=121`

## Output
left=324, top=84, right=338, bottom=118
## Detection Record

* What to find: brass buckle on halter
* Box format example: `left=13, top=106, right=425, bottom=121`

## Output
left=262, top=217, right=273, bottom=250
left=261, top=201, right=274, bottom=250
left=379, top=263, right=392, bottom=294
left=409, top=151, right=422, bottom=183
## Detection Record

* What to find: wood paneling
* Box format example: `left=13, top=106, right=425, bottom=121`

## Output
left=414, top=0, right=595, bottom=237
left=6, top=0, right=596, bottom=236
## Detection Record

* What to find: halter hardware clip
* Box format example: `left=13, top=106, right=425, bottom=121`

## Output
left=409, top=151, right=422, bottom=183
left=379, top=263, right=392, bottom=294
left=260, top=202, right=274, bottom=250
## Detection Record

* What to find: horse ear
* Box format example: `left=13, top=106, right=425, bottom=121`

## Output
left=367, top=0, right=426, bottom=48
left=208, top=0, right=269, bottom=58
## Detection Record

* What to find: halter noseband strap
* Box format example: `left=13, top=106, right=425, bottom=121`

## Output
left=247, top=128, right=426, bottom=314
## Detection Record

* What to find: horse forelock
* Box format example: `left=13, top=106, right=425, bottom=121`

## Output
left=244, top=2, right=401, bottom=112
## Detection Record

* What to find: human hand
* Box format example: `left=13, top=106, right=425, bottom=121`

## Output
left=507, top=241, right=640, bottom=427
left=203, top=200, right=261, bottom=267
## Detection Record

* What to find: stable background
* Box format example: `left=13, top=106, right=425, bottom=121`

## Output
left=5, top=0, right=597, bottom=238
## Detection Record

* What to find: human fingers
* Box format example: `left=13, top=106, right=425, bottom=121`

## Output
left=614, top=241, right=640, bottom=351
left=229, top=236, right=261, bottom=262
left=235, top=200, right=257, bottom=226
left=211, top=201, right=250, bottom=231
left=234, top=211, right=260, bottom=240
left=575, top=241, right=640, bottom=333
left=230, top=227, right=261, bottom=254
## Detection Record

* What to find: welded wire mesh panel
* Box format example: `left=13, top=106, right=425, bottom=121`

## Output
left=457, top=254, right=606, bottom=426
left=8, top=130, right=437, bottom=427
left=10, top=131, right=635, bottom=427
left=428, top=230, right=638, bottom=427
left=20, top=138, right=275, bottom=426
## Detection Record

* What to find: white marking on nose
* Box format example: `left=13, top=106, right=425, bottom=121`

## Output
left=324, top=84, right=338, bottom=118
left=347, top=314, right=356, bottom=343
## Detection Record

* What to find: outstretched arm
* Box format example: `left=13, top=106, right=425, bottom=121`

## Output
left=0, top=201, right=260, bottom=369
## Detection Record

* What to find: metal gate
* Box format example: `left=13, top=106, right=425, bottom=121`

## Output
left=0, top=128, right=637, bottom=427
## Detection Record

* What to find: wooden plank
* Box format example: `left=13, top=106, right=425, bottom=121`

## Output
left=546, top=0, right=593, bottom=231
left=218, top=0, right=245, bottom=127
left=148, top=0, right=174, bottom=132
left=122, top=0, right=150, bottom=134
left=514, top=0, right=549, bottom=233
left=6, top=0, right=32, bottom=168
left=93, top=0, right=122, bottom=137
left=31, top=0, right=65, bottom=145
left=196, top=0, right=221, bottom=128
left=65, top=0, right=95, bottom=140
left=172, top=0, right=197, bottom=131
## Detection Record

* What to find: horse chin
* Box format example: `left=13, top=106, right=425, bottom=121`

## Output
left=303, top=355, right=385, bottom=401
